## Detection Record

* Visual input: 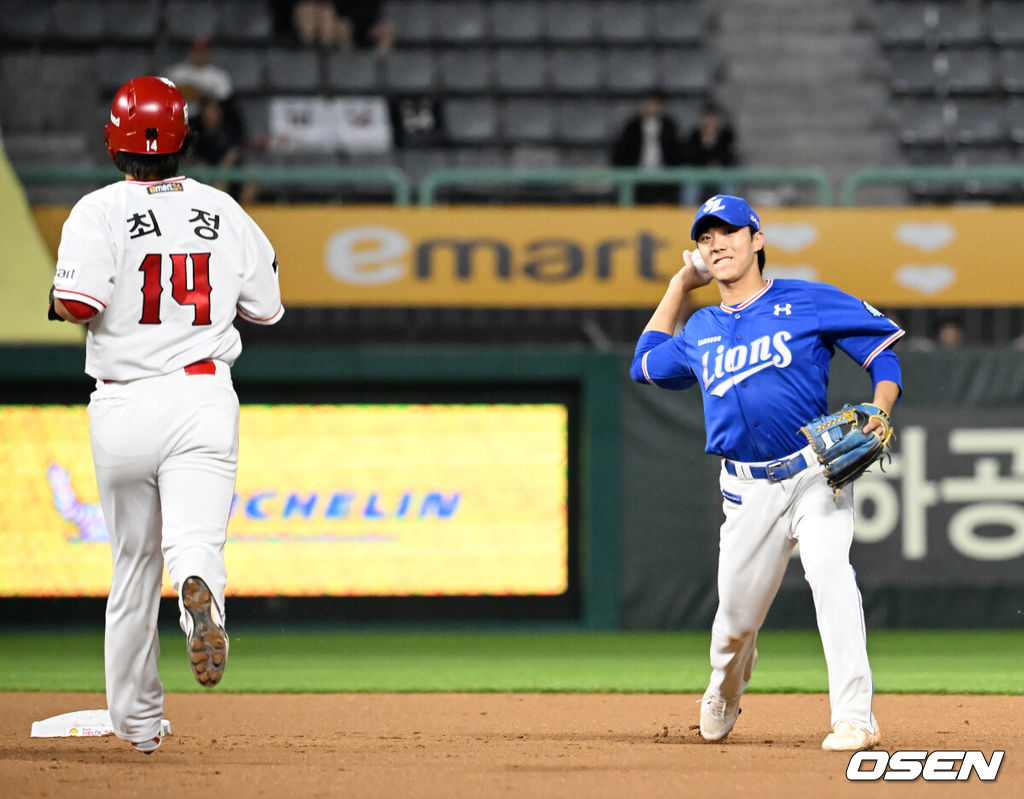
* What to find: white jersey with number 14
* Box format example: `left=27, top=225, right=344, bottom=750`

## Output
left=52, top=176, right=283, bottom=381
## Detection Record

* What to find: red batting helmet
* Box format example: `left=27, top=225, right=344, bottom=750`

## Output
left=104, top=76, right=189, bottom=159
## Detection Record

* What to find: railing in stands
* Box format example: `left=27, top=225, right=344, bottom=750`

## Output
left=15, top=165, right=413, bottom=206
left=418, top=166, right=834, bottom=206
left=841, top=166, right=1024, bottom=205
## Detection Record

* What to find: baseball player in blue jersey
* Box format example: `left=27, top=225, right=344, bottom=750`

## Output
left=630, top=195, right=904, bottom=752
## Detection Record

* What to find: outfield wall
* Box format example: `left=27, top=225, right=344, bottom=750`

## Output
left=1, top=346, right=1022, bottom=629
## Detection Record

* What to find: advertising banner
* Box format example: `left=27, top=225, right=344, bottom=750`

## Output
left=30, top=205, right=1020, bottom=309
left=0, top=403, right=569, bottom=597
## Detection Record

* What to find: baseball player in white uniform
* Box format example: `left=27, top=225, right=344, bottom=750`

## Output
left=49, top=76, right=283, bottom=754
left=630, top=196, right=903, bottom=752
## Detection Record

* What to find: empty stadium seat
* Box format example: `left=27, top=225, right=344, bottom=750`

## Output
left=998, top=49, right=1024, bottom=93
left=211, top=47, right=267, bottom=95
left=597, top=1, right=651, bottom=43
left=489, top=0, right=543, bottom=43
left=542, top=1, right=598, bottom=42
left=556, top=100, right=614, bottom=145
left=390, top=0, right=435, bottom=44
left=104, top=0, right=161, bottom=42
left=52, top=0, right=107, bottom=43
left=949, top=99, right=1006, bottom=146
left=651, top=0, right=707, bottom=43
left=265, top=49, right=322, bottom=92
left=606, top=49, right=658, bottom=93
left=221, top=0, right=274, bottom=44
left=434, top=1, right=489, bottom=43
left=549, top=49, right=605, bottom=93
left=324, top=51, right=381, bottom=93
left=444, top=98, right=499, bottom=143
left=382, top=50, right=437, bottom=93
left=875, top=1, right=936, bottom=47
left=163, top=0, right=223, bottom=42
left=493, top=49, right=548, bottom=92
left=0, top=0, right=51, bottom=41
left=888, top=49, right=941, bottom=95
left=500, top=99, right=557, bottom=143
left=942, top=49, right=997, bottom=95
left=990, top=1, right=1024, bottom=46
left=895, top=98, right=952, bottom=146
left=1006, top=97, right=1024, bottom=143
left=96, top=47, right=157, bottom=94
left=657, top=50, right=715, bottom=94
left=933, top=4, right=988, bottom=46
left=437, top=49, right=492, bottom=93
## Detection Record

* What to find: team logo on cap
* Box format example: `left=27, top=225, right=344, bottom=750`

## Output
left=702, top=197, right=727, bottom=214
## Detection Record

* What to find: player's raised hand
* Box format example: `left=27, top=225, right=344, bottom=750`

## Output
left=681, top=249, right=714, bottom=290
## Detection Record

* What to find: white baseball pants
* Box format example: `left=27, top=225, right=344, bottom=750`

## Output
left=708, top=450, right=876, bottom=731
left=88, top=363, right=237, bottom=742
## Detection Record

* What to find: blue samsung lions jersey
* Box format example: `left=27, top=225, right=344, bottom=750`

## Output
left=631, top=279, right=904, bottom=462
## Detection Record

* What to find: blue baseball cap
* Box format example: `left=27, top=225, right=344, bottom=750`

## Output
left=690, top=195, right=761, bottom=240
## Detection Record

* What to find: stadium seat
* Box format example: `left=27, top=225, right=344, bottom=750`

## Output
left=220, top=0, right=274, bottom=44
left=895, top=98, right=952, bottom=146
left=549, top=49, right=605, bottom=93
left=651, top=0, right=707, bottom=43
left=444, top=98, right=499, bottom=143
left=489, top=0, right=543, bottom=43
left=556, top=100, right=614, bottom=145
left=887, top=49, right=941, bottom=95
left=453, top=146, right=509, bottom=168
left=875, top=1, right=936, bottom=47
left=213, top=47, right=267, bottom=94
left=933, top=4, right=988, bottom=46
left=0, top=0, right=51, bottom=42
left=437, top=49, right=493, bottom=93
left=948, top=99, right=1006, bottom=146
left=998, top=49, right=1024, bottom=93
left=163, top=0, right=223, bottom=42
left=265, top=49, right=322, bottom=92
left=103, top=0, right=161, bottom=43
left=493, top=49, right=548, bottom=92
left=96, top=47, right=156, bottom=94
left=942, top=49, right=997, bottom=95
left=657, top=50, right=716, bottom=94
left=236, top=97, right=269, bottom=148
left=382, top=50, right=437, bottom=93
left=509, top=145, right=561, bottom=168
left=433, top=1, right=489, bottom=43
left=390, top=0, right=435, bottom=44
left=500, top=99, right=556, bottom=143
left=989, top=1, right=1024, bottom=46
left=596, top=1, right=651, bottom=43
left=324, top=51, right=381, bottom=93
left=542, top=1, right=598, bottom=42
left=606, top=49, right=658, bottom=93
left=1006, top=98, right=1024, bottom=143
left=52, top=0, right=107, bottom=43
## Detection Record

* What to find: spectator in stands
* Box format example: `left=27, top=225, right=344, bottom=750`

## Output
left=276, top=1, right=394, bottom=52
left=680, top=101, right=738, bottom=206
left=935, top=314, right=966, bottom=349
left=165, top=38, right=233, bottom=109
left=189, top=97, right=259, bottom=205
left=611, top=94, right=685, bottom=204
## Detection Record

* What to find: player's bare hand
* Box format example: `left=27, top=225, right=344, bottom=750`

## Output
left=680, top=250, right=714, bottom=290
left=862, top=417, right=887, bottom=440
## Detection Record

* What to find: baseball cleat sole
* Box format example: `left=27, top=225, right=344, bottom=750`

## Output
left=182, top=576, right=228, bottom=688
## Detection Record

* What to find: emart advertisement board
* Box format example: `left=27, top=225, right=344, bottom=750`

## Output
left=30, top=206, right=1019, bottom=309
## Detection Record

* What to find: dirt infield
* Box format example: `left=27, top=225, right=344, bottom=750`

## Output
left=1, top=693, right=1020, bottom=798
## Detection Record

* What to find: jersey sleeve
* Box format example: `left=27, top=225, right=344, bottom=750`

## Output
left=236, top=212, right=284, bottom=325
left=51, top=197, right=116, bottom=315
left=630, top=330, right=698, bottom=390
left=813, top=283, right=905, bottom=369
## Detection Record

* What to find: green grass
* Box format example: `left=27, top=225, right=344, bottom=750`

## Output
left=1, top=629, right=1021, bottom=694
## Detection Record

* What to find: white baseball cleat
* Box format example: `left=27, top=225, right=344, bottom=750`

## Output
left=821, top=720, right=881, bottom=752
left=699, top=691, right=741, bottom=741
left=182, top=576, right=229, bottom=688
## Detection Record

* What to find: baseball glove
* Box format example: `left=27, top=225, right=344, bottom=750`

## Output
left=800, top=403, right=894, bottom=494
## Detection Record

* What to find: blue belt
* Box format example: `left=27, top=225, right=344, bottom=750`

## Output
left=724, top=451, right=810, bottom=482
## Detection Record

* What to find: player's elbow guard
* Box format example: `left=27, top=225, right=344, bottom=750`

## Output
left=52, top=296, right=99, bottom=323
